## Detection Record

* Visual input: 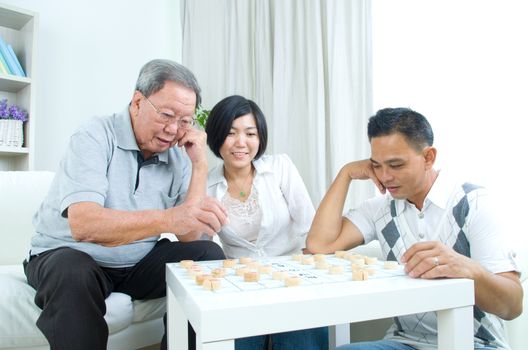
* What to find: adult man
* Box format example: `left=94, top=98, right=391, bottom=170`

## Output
left=307, top=108, right=522, bottom=349
left=24, top=59, right=228, bottom=350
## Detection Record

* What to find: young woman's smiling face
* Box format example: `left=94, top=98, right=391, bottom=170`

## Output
left=219, top=113, right=260, bottom=169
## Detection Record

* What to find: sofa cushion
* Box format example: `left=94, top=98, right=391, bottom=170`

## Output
left=0, top=265, right=134, bottom=348
left=133, top=297, right=166, bottom=323
left=105, top=293, right=134, bottom=333
left=0, top=171, right=56, bottom=265
left=0, top=267, right=44, bottom=348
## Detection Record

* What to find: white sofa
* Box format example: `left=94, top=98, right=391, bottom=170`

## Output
left=347, top=241, right=528, bottom=349
left=0, top=171, right=165, bottom=350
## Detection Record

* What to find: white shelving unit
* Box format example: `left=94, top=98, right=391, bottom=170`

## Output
left=0, top=3, right=38, bottom=171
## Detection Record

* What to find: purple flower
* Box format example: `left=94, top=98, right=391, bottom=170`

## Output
left=0, top=99, right=8, bottom=118
left=8, top=105, right=28, bottom=122
left=0, top=100, right=28, bottom=122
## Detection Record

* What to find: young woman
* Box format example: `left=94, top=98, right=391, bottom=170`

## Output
left=205, top=95, right=328, bottom=350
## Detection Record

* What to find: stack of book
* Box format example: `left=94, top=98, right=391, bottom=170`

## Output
left=0, top=35, right=25, bottom=77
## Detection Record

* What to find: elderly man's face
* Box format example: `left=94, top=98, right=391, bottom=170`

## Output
left=130, top=81, right=196, bottom=159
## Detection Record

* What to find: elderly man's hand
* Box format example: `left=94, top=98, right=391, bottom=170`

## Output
left=177, top=128, right=208, bottom=165
left=165, top=197, right=228, bottom=239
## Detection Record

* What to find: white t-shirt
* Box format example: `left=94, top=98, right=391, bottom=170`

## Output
left=344, top=171, right=518, bottom=350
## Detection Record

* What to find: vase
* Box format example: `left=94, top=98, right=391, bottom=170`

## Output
left=0, top=120, right=24, bottom=147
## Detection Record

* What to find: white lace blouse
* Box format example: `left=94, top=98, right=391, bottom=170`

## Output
left=221, top=186, right=262, bottom=244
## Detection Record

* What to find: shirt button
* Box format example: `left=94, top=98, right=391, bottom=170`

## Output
left=418, top=212, right=424, bottom=219
left=419, top=233, right=425, bottom=239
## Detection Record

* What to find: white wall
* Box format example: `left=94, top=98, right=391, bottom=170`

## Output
left=372, top=0, right=528, bottom=244
left=2, top=0, right=182, bottom=171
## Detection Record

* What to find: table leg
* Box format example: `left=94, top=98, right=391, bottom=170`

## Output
left=329, top=324, right=351, bottom=349
left=437, top=305, right=473, bottom=350
left=167, top=285, right=188, bottom=350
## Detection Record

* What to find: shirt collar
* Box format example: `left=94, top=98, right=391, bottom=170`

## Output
left=114, top=106, right=169, bottom=163
left=424, top=169, right=457, bottom=210
left=208, top=164, right=226, bottom=187
left=207, top=155, right=272, bottom=187
left=252, top=156, right=273, bottom=174
left=391, top=169, right=453, bottom=215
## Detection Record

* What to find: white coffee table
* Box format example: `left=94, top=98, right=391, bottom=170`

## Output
left=166, top=258, right=474, bottom=350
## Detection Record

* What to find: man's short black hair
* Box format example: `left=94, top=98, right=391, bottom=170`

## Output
left=368, top=107, right=434, bottom=152
left=205, top=95, right=268, bottom=159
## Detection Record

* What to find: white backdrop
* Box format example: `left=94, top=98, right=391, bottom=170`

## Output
left=372, top=0, right=528, bottom=245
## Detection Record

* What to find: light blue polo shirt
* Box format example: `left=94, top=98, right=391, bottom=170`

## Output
left=30, top=107, right=191, bottom=267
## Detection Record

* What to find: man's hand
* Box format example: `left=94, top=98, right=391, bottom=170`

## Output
left=402, top=241, right=480, bottom=279
left=342, top=159, right=385, bottom=194
left=165, top=197, right=229, bottom=239
left=402, top=240, right=523, bottom=320
left=177, top=128, right=207, bottom=165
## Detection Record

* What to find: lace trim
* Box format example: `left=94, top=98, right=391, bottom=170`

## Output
left=222, top=187, right=259, bottom=219
left=222, top=186, right=262, bottom=242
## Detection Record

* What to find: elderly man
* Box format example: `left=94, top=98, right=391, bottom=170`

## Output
left=307, top=107, right=522, bottom=350
left=24, top=59, right=228, bottom=350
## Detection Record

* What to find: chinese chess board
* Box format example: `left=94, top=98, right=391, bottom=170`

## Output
left=174, top=253, right=406, bottom=294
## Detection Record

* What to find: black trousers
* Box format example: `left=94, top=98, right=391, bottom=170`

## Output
left=24, top=239, right=225, bottom=350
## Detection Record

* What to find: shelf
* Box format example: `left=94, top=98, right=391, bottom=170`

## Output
left=0, top=3, right=36, bottom=171
left=0, top=4, right=35, bottom=30
left=0, top=146, right=28, bottom=155
left=0, top=75, right=31, bottom=92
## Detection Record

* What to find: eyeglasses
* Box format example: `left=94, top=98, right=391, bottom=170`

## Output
left=143, top=95, right=196, bottom=130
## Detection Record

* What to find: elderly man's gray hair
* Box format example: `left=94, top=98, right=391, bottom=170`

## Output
left=135, top=59, right=202, bottom=108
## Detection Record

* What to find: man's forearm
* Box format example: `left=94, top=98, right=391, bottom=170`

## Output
left=68, top=202, right=168, bottom=246
left=185, top=161, right=208, bottom=202
left=474, top=270, right=523, bottom=320
left=307, top=169, right=352, bottom=250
